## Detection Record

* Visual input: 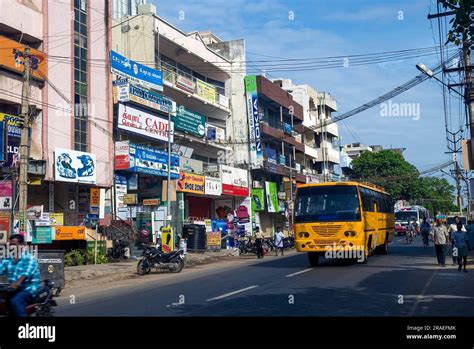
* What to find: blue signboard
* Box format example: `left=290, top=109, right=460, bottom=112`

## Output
left=283, top=122, right=292, bottom=135
left=110, top=50, right=163, bottom=91
left=279, top=154, right=286, bottom=166
left=129, top=143, right=180, bottom=179
left=266, top=147, right=278, bottom=165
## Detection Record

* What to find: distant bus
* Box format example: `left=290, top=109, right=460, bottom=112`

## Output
left=394, top=206, right=431, bottom=227
left=294, top=181, right=395, bottom=266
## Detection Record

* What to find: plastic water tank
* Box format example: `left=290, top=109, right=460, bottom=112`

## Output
left=182, top=224, right=206, bottom=251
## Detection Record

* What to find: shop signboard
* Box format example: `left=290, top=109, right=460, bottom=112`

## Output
left=49, top=213, right=64, bottom=226
left=0, top=180, right=12, bottom=209
left=180, top=157, right=203, bottom=175
left=123, top=194, right=137, bottom=205
left=251, top=188, right=265, bottom=211
left=206, top=124, right=225, bottom=143
left=266, top=147, right=278, bottom=165
left=218, top=94, right=229, bottom=108
left=207, top=232, right=221, bottom=251
left=128, top=174, right=138, bottom=190
left=161, top=226, right=174, bottom=253
left=32, top=226, right=53, bottom=244
left=115, top=82, right=175, bottom=114
left=36, top=213, right=51, bottom=227
left=129, top=143, right=180, bottom=179
left=0, top=113, right=21, bottom=169
left=54, top=148, right=97, bottom=184
left=0, top=212, right=9, bottom=243
left=196, top=80, right=216, bottom=103
left=90, top=188, right=100, bottom=215
left=54, top=226, right=86, bottom=240
left=110, top=50, right=163, bottom=91
left=279, top=154, right=286, bottom=166
left=143, top=198, right=160, bottom=206
left=283, top=122, right=292, bottom=135
left=244, top=75, right=263, bottom=169
left=114, top=141, right=130, bottom=170
left=174, top=106, right=206, bottom=137
left=220, top=165, right=249, bottom=197
left=177, top=172, right=205, bottom=195
left=0, top=35, right=47, bottom=80
left=265, top=182, right=279, bottom=213
left=117, top=104, right=174, bottom=142
left=176, top=75, right=195, bottom=94
left=115, top=174, right=128, bottom=209
left=205, top=176, right=222, bottom=196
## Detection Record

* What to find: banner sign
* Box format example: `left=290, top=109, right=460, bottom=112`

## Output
left=244, top=76, right=263, bottom=168
left=206, top=124, right=225, bottom=143
left=54, top=148, right=97, bottom=184
left=196, top=80, right=216, bottom=103
left=143, top=198, right=160, bottom=206
left=0, top=36, right=47, bottom=80
left=123, top=194, right=137, bottom=205
left=265, top=182, right=279, bottom=213
left=0, top=180, right=12, bottom=209
left=129, top=143, right=180, bottom=179
left=177, top=172, right=205, bottom=194
left=174, top=106, right=206, bottom=137
left=161, top=227, right=174, bottom=253
left=49, top=213, right=64, bottom=226
left=117, top=103, right=174, bottom=142
left=0, top=212, right=9, bottom=243
left=176, top=75, right=195, bottom=94
left=36, top=212, right=51, bottom=227
left=251, top=188, right=265, bottom=211
left=90, top=188, right=100, bottom=215
left=110, top=50, right=163, bottom=91
left=115, top=141, right=130, bottom=170
left=32, top=227, right=53, bottom=244
left=114, top=82, right=175, bottom=114
left=221, top=165, right=249, bottom=197
left=266, top=147, right=278, bottom=165
left=205, top=176, right=222, bottom=196
left=0, top=113, right=21, bottom=168
left=54, top=226, right=86, bottom=240
left=115, top=174, right=128, bottom=209
left=180, top=157, right=203, bottom=175
left=207, top=232, right=221, bottom=250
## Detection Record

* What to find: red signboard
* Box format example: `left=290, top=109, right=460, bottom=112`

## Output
left=222, top=184, right=249, bottom=197
left=114, top=141, right=130, bottom=170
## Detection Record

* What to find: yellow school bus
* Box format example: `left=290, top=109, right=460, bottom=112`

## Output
left=294, top=181, right=395, bottom=266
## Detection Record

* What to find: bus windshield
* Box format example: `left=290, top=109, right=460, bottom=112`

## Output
left=295, top=185, right=361, bottom=223
left=395, top=211, right=418, bottom=222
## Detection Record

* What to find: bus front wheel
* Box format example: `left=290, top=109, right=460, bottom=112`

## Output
left=308, top=252, right=320, bottom=267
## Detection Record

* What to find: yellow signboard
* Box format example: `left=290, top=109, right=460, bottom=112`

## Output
left=177, top=172, right=205, bottom=195
left=161, top=227, right=174, bottom=253
left=196, top=80, right=216, bottom=103
left=55, top=226, right=86, bottom=240
left=207, top=232, right=221, bottom=250
left=49, top=213, right=64, bottom=226
left=0, top=36, right=47, bottom=80
left=123, top=194, right=137, bottom=205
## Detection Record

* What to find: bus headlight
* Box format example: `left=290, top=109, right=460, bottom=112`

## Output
left=344, top=231, right=357, bottom=237
left=298, top=232, right=310, bottom=238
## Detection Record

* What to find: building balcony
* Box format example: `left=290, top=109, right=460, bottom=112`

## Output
left=314, top=120, right=339, bottom=138
left=162, top=62, right=230, bottom=120
left=318, top=92, right=337, bottom=112
left=262, top=160, right=306, bottom=183
left=304, top=145, right=318, bottom=159
left=260, top=119, right=304, bottom=152
left=316, top=146, right=340, bottom=164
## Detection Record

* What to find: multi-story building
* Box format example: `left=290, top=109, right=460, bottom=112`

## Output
left=0, top=0, right=113, bottom=246
left=273, top=79, right=341, bottom=183
left=112, top=4, right=251, bottom=237
left=245, top=75, right=306, bottom=235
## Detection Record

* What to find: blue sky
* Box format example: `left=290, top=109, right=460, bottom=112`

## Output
left=151, top=0, right=462, bottom=174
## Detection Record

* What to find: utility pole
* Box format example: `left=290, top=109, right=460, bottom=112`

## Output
left=15, top=47, right=32, bottom=231
left=167, top=109, right=172, bottom=228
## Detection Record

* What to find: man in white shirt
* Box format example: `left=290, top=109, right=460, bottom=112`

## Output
left=274, top=227, right=285, bottom=256
left=449, top=216, right=466, bottom=265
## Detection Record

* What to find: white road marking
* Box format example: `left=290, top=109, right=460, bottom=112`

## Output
left=285, top=269, right=313, bottom=277
left=206, top=286, right=258, bottom=301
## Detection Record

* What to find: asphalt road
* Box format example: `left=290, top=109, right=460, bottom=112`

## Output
left=56, top=235, right=474, bottom=316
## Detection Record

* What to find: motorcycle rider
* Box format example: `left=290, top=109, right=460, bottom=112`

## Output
left=0, top=234, right=41, bottom=317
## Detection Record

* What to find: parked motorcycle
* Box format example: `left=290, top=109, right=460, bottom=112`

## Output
left=0, top=279, right=57, bottom=317
left=137, top=245, right=185, bottom=275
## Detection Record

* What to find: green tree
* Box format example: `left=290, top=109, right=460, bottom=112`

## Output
left=442, top=0, right=473, bottom=47
left=350, top=150, right=419, bottom=199
left=350, top=150, right=457, bottom=214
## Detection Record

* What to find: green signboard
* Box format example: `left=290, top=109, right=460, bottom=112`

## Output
left=87, top=241, right=106, bottom=256
left=265, top=182, right=279, bottom=213
left=32, top=227, right=53, bottom=244
left=251, top=188, right=265, bottom=212
left=174, top=106, right=206, bottom=137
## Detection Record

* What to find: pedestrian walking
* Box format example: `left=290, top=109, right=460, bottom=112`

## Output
left=431, top=218, right=449, bottom=267
left=273, top=227, right=284, bottom=256
left=451, top=222, right=470, bottom=272
left=420, top=218, right=431, bottom=248
left=449, top=216, right=466, bottom=265
left=255, top=227, right=264, bottom=259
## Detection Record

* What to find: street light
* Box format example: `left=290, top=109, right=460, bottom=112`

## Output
left=416, top=62, right=464, bottom=98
